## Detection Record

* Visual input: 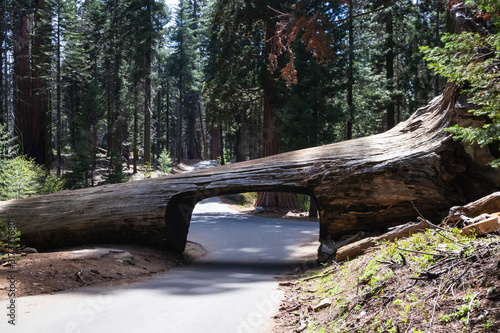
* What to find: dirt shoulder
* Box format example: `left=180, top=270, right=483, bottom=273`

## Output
left=0, top=242, right=206, bottom=301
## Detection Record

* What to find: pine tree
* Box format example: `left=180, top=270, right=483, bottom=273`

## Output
left=170, top=0, right=204, bottom=163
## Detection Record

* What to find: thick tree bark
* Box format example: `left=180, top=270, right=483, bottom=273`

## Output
left=31, top=0, right=49, bottom=166
left=1, top=84, right=499, bottom=258
left=13, top=1, right=30, bottom=155
left=256, top=9, right=299, bottom=209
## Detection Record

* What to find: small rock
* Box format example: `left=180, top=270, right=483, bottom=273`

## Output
left=22, top=247, right=38, bottom=254
left=254, top=206, right=264, bottom=214
left=313, top=298, right=332, bottom=311
left=114, top=252, right=135, bottom=265
left=487, top=287, right=500, bottom=301
left=90, top=269, right=100, bottom=275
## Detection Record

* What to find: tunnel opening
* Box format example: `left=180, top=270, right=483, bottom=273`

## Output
left=164, top=186, right=321, bottom=258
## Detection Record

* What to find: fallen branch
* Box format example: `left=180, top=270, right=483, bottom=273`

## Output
left=75, top=270, right=86, bottom=284
left=336, top=220, right=432, bottom=262
left=300, top=265, right=339, bottom=282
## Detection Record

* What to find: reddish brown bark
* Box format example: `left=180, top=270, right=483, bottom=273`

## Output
left=13, top=1, right=31, bottom=153
left=255, top=8, right=299, bottom=209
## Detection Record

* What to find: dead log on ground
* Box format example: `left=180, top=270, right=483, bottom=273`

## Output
left=443, top=191, right=500, bottom=227
left=0, top=84, right=499, bottom=258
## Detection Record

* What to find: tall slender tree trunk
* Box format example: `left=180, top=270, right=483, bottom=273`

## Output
left=133, top=80, right=138, bottom=174
left=0, top=7, right=4, bottom=126
left=346, top=0, right=354, bottom=140
left=218, top=123, right=224, bottom=165
left=106, top=60, right=113, bottom=155
left=177, top=73, right=183, bottom=163
left=177, top=11, right=184, bottom=164
left=13, top=1, right=30, bottom=156
left=166, top=80, right=170, bottom=153
left=198, top=102, right=208, bottom=160
left=156, top=65, right=162, bottom=161
left=32, top=0, right=50, bottom=166
left=144, top=0, right=152, bottom=165
left=386, top=9, right=395, bottom=130
left=435, top=2, right=441, bottom=97
left=56, top=9, right=62, bottom=176
left=144, top=76, right=151, bottom=165
left=3, top=0, right=8, bottom=131
left=235, top=112, right=247, bottom=162
left=210, top=128, right=219, bottom=161
left=187, top=106, right=199, bottom=160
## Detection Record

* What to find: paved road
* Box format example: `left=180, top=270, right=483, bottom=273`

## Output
left=1, top=198, right=319, bottom=333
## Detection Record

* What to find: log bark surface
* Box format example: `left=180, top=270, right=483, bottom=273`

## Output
left=0, top=85, right=499, bottom=256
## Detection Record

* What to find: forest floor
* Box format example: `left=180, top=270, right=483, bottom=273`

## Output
left=0, top=242, right=206, bottom=301
left=270, top=229, right=500, bottom=333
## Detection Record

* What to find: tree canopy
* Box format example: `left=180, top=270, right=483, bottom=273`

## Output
left=0, top=0, right=496, bottom=194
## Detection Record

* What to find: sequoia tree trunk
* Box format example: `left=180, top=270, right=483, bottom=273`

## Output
left=255, top=8, right=299, bottom=209
left=13, top=1, right=31, bottom=154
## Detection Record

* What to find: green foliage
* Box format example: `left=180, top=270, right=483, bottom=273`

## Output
left=66, top=80, right=106, bottom=188
left=39, top=174, right=66, bottom=195
left=158, top=149, right=173, bottom=174
left=421, top=0, right=500, bottom=167
left=0, top=125, right=65, bottom=200
left=143, top=162, right=154, bottom=179
left=0, top=156, right=46, bottom=200
left=0, top=124, right=16, bottom=161
left=0, top=219, right=20, bottom=254
left=223, top=192, right=257, bottom=207
left=298, top=194, right=311, bottom=212
left=293, top=226, right=494, bottom=333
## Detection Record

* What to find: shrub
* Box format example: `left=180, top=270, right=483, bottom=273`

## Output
left=0, top=156, right=44, bottom=200
left=0, top=219, right=20, bottom=254
left=0, top=125, right=65, bottom=200
left=158, top=149, right=173, bottom=174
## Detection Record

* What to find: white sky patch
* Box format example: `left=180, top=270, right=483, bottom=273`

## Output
left=164, top=0, right=179, bottom=10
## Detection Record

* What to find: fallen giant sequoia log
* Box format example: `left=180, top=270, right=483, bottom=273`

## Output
left=0, top=85, right=499, bottom=258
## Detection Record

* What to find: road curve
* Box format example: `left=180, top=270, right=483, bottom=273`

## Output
left=1, top=198, right=319, bottom=333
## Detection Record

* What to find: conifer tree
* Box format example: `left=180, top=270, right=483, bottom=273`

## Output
left=170, top=0, right=204, bottom=162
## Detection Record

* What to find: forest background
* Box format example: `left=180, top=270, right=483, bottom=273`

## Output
left=0, top=0, right=477, bottom=202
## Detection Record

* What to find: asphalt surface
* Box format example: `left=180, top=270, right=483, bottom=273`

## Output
left=1, top=197, right=319, bottom=333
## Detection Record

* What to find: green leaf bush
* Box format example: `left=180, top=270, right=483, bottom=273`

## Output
left=421, top=0, right=500, bottom=167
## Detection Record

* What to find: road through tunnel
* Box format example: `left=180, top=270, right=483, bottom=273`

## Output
left=164, top=186, right=321, bottom=254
